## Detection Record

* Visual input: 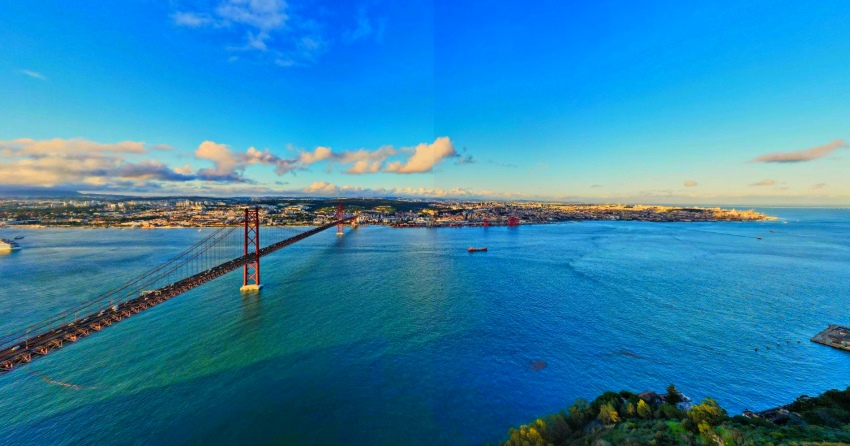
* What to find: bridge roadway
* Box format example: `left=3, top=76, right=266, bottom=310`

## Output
left=0, top=217, right=355, bottom=374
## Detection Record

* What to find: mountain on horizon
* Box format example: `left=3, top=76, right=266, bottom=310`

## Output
left=0, top=186, right=82, bottom=198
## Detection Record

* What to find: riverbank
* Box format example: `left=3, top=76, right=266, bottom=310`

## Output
left=2, top=217, right=782, bottom=230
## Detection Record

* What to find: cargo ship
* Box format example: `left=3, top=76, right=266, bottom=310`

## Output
left=467, top=247, right=487, bottom=252
left=0, top=239, right=22, bottom=252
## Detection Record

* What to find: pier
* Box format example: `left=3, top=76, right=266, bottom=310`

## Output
left=810, top=325, right=850, bottom=352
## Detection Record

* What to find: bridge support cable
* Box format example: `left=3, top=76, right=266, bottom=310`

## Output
left=336, top=203, right=345, bottom=236
left=0, top=216, right=354, bottom=375
left=0, top=226, right=237, bottom=349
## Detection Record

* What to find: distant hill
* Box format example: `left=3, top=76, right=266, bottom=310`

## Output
left=0, top=186, right=82, bottom=198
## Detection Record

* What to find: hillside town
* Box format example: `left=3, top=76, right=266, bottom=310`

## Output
left=0, top=197, right=777, bottom=229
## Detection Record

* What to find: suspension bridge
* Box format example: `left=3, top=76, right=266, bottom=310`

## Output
left=0, top=205, right=355, bottom=375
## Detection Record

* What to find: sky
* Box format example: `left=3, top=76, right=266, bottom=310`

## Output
left=1, top=0, right=849, bottom=205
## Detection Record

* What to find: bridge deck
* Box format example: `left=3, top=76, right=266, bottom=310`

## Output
left=0, top=217, right=354, bottom=374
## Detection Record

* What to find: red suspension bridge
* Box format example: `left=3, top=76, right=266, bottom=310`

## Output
left=0, top=207, right=356, bottom=375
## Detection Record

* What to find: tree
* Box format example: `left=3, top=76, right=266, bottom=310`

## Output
left=659, top=403, right=685, bottom=420
left=568, top=398, right=591, bottom=428
left=626, top=402, right=636, bottom=417
left=637, top=399, right=652, bottom=419
left=598, top=402, right=621, bottom=424
left=688, top=398, right=728, bottom=427
left=666, top=384, right=683, bottom=405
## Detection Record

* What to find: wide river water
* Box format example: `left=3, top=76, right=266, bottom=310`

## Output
left=0, top=208, right=848, bottom=445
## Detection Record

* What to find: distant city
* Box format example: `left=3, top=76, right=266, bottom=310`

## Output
left=0, top=197, right=775, bottom=229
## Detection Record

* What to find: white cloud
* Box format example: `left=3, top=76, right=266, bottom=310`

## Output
left=302, top=181, right=338, bottom=194
left=751, top=139, right=848, bottom=163
left=188, top=137, right=459, bottom=181
left=345, top=160, right=383, bottom=174
left=173, top=0, right=289, bottom=52
left=749, top=179, right=776, bottom=187
left=195, top=141, right=241, bottom=180
left=172, top=0, right=335, bottom=66
left=0, top=136, right=477, bottom=194
left=292, top=144, right=397, bottom=174
left=244, top=146, right=279, bottom=165
left=171, top=11, right=213, bottom=27
left=298, top=146, right=333, bottom=164
left=215, top=0, right=287, bottom=31
left=0, top=138, right=195, bottom=188
left=337, top=145, right=397, bottom=164
left=294, top=181, right=532, bottom=200
left=20, top=70, right=46, bottom=80
left=384, top=137, right=457, bottom=174
left=194, top=140, right=302, bottom=180
left=2, top=138, right=146, bottom=156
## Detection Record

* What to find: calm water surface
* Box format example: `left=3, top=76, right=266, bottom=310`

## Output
left=0, top=208, right=848, bottom=445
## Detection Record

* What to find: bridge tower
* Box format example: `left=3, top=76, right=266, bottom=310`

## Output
left=241, top=207, right=262, bottom=292
left=507, top=215, right=520, bottom=227
left=336, top=203, right=345, bottom=236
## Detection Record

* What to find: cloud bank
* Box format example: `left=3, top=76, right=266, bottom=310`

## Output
left=0, top=138, right=194, bottom=189
left=299, top=181, right=527, bottom=200
left=0, top=136, right=466, bottom=193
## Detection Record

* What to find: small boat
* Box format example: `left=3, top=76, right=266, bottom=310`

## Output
left=468, top=247, right=488, bottom=252
left=756, top=237, right=762, bottom=240
left=0, top=239, right=22, bottom=252
left=13, top=236, right=24, bottom=240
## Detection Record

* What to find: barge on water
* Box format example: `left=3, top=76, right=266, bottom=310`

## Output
left=811, top=325, right=850, bottom=352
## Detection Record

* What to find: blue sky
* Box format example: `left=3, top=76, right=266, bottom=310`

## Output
left=1, top=0, right=849, bottom=204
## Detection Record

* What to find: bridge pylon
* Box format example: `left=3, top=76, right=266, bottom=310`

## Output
left=336, top=203, right=345, bottom=236
left=241, top=207, right=262, bottom=293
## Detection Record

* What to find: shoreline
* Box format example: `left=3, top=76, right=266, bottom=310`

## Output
left=1, top=218, right=783, bottom=230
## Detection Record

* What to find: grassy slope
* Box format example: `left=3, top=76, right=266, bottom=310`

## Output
left=500, top=387, right=850, bottom=445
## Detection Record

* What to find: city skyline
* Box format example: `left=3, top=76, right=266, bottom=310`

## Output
left=2, top=1, right=850, bottom=205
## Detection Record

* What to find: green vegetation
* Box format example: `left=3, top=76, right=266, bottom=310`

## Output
left=501, top=386, right=850, bottom=445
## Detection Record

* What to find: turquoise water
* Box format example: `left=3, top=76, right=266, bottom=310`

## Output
left=0, top=208, right=848, bottom=445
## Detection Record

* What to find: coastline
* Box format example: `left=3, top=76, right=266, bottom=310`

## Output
left=3, top=217, right=781, bottom=231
